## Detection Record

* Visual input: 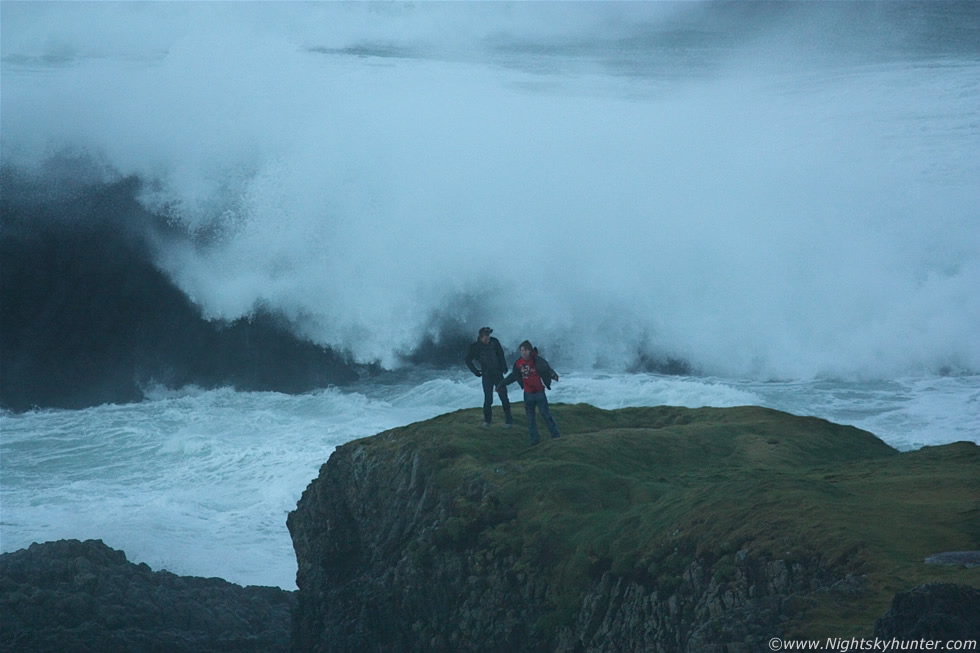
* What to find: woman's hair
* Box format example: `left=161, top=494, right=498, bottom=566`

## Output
left=519, top=340, right=537, bottom=355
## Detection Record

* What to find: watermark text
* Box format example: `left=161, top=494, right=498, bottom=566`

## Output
left=768, top=637, right=978, bottom=652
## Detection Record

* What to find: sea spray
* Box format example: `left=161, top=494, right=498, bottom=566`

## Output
left=2, top=2, right=978, bottom=378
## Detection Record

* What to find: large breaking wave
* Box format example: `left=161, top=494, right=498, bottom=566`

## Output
left=2, top=2, right=978, bottom=409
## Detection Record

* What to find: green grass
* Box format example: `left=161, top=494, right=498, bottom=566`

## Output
left=349, top=403, right=980, bottom=636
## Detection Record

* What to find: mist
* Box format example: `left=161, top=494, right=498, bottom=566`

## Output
left=3, top=2, right=978, bottom=379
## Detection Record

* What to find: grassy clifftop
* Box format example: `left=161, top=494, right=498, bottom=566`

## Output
left=348, top=403, right=979, bottom=637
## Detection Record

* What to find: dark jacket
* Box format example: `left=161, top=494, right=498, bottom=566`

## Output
left=500, top=352, right=558, bottom=391
left=465, top=337, right=508, bottom=379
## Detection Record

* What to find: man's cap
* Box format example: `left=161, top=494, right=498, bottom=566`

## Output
left=479, top=327, right=493, bottom=337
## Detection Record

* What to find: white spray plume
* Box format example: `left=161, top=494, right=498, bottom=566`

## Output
left=3, top=3, right=978, bottom=376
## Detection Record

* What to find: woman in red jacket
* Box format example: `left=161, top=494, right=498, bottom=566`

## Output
left=498, top=340, right=561, bottom=445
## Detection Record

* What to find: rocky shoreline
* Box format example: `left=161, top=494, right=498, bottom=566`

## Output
left=3, top=539, right=976, bottom=652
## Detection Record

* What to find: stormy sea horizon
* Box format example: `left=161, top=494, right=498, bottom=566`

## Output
left=2, top=2, right=978, bottom=590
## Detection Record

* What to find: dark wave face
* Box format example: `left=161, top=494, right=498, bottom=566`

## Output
left=2, top=2, right=979, bottom=410
left=0, top=159, right=687, bottom=413
left=1, top=165, right=360, bottom=411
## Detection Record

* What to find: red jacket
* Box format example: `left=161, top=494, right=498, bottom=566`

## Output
left=501, top=351, right=558, bottom=393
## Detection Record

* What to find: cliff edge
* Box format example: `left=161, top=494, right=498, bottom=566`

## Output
left=287, top=404, right=979, bottom=651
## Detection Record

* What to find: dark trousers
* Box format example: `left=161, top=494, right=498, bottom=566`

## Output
left=482, top=374, right=512, bottom=425
left=523, top=390, right=560, bottom=445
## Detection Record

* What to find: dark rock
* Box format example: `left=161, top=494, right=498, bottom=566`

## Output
left=874, top=583, right=980, bottom=639
left=0, top=539, right=295, bottom=652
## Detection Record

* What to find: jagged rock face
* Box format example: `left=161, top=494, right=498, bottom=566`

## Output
left=0, top=539, right=295, bottom=653
left=874, top=583, right=980, bottom=640
left=286, top=436, right=540, bottom=651
left=287, top=434, right=841, bottom=652
left=556, top=556, right=852, bottom=653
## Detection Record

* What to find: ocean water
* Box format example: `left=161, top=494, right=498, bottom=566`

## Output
left=2, top=372, right=977, bottom=590
left=1, top=3, right=978, bottom=590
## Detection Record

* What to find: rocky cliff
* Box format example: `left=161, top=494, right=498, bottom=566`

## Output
left=874, top=583, right=980, bottom=640
left=288, top=404, right=980, bottom=652
left=0, top=539, right=294, bottom=652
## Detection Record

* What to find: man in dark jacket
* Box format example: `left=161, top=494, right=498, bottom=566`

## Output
left=498, top=340, right=560, bottom=445
left=465, top=327, right=513, bottom=428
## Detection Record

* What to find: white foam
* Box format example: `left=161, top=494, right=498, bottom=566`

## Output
left=3, top=372, right=976, bottom=589
left=2, top=4, right=978, bottom=378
